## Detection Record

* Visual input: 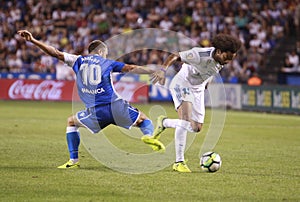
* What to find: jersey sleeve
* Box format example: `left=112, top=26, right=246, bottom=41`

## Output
left=63, top=52, right=80, bottom=67
left=178, top=48, right=200, bottom=65
left=108, top=60, right=125, bottom=72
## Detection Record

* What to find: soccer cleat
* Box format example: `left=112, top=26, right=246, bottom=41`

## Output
left=153, top=115, right=167, bottom=140
left=173, top=161, right=192, bottom=173
left=57, top=160, right=80, bottom=169
left=141, top=135, right=166, bottom=152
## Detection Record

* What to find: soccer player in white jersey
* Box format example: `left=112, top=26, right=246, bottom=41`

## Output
left=151, top=33, right=241, bottom=172
left=17, top=30, right=165, bottom=169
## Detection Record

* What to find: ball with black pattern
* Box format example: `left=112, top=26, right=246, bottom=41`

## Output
left=200, top=151, right=222, bottom=172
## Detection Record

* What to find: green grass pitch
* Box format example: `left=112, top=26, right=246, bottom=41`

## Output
left=0, top=100, right=299, bottom=201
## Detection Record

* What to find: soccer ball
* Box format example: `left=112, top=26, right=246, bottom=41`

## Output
left=200, top=151, right=222, bottom=172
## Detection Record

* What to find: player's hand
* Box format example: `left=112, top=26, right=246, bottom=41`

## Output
left=17, top=30, right=34, bottom=42
left=151, top=68, right=166, bottom=85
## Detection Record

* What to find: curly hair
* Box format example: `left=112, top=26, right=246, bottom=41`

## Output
left=211, top=34, right=241, bottom=53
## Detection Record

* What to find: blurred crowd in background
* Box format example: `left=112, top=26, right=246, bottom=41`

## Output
left=1, top=0, right=300, bottom=83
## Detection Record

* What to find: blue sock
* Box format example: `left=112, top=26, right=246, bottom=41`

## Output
left=66, top=127, right=80, bottom=159
left=139, top=119, right=154, bottom=136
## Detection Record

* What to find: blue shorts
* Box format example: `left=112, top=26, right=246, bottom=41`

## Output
left=76, top=99, right=140, bottom=134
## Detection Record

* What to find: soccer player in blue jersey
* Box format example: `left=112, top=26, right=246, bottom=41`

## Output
left=17, top=30, right=165, bottom=169
left=151, top=34, right=241, bottom=172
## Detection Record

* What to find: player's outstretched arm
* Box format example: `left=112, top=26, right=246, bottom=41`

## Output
left=122, top=64, right=155, bottom=74
left=151, top=53, right=180, bottom=85
left=162, top=53, right=180, bottom=69
left=17, top=30, right=65, bottom=62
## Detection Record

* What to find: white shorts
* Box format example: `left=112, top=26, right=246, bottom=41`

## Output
left=169, top=75, right=206, bottom=123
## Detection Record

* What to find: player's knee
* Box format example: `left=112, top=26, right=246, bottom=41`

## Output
left=136, top=112, right=148, bottom=125
left=67, top=116, right=75, bottom=126
left=193, top=124, right=202, bottom=133
left=190, top=122, right=203, bottom=132
left=190, top=126, right=201, bottom=133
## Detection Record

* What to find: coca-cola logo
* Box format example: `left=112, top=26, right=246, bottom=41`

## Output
left=8, top=80, right=64, bottom=100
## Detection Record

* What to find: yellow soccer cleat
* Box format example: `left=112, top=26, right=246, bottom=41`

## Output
left=57, top=160, right=80, bottom=169
left=153, top=115, right=167, bottom=140
left=141, top=135, right=166, bottom=152
left=172, top=162, right=192, bottom=173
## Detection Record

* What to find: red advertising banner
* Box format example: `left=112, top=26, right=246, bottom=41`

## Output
left=114, top=81, right=149, bottom=103
left=0, top=79, right=148, bottom=103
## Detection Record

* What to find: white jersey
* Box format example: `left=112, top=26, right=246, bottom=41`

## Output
left=177, top=47, right=223, bottom=86
left=168, top=47, right=222, bottom=122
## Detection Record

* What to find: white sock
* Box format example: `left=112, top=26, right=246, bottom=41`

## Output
left=174, top=125, right=187, bottom=162
left=70, top=158, right=79, bottom=164
left=66, top=126, right=79, bottom=133
left=163, top=118, right=180, bottom=128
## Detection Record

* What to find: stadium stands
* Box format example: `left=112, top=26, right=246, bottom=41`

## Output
left=0, top=0, right=299, bottom=84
